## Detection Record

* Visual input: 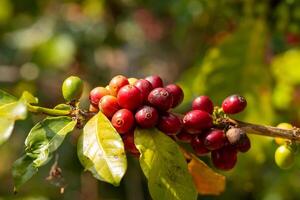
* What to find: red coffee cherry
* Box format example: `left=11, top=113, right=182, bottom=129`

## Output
left=135, top=106, right=159, bottom=128
left=222, top=94, right=247, bottom=114
left=211, top=146, right=237, bottom=171
left=204, top=129, right=226, bottom=150
left=145, top=75, right=163, bottom=88
left=165, top=84, right=184, bottom=108
left=99, top=95, right=120, bottom=118
left=175, top=129, right=195, bottom=143
left=122, top=131, right=140, bottom=157
left=117, top=85, right=142, bottom=111
left=148, top=88, right=173, bottom=111
left=183, top=110, right=213, bottom=134
left=192, top=96, right=214, bottom=114
left=236, top=134, right=251, bottom=153
left=157, top=112, right=182, bottom=135
left=191, top=135, right=210, bottom=156
left=109, top=75, right=129, bottom=96
left=89, top=87, right=110, bottom=106
left=111, top=109, right=135, bottom=134
left=134, top=79, right=153, bottom=102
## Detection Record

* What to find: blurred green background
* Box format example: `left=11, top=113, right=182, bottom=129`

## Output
left=0, top=0, right=300, bottom=199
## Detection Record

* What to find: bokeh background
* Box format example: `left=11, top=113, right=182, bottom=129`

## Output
left=0, top=0, right=300, bottom=199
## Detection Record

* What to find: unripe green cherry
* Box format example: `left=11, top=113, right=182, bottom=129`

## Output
left=62, top=76, right=84, bottom=101
left=274, top=145, right=295, bottom=170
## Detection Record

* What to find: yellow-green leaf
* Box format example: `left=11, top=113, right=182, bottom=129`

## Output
left=81, top=112, right=127, bottom=186
left=0, top=89, right=17, bottom=106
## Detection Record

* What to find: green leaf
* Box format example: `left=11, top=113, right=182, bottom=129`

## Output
left=20, top=91, right=38, bottom=104
left=12, top=155, right=38, bottom=191
left=25, top=116, right=76, bottom=166
left=0, top=89, right=17, bottom=106
left=81, top=112, right=127, bottom=186
left=134, top=128, right=197, bottom=200
left=0, top=118, right=14, bottom=145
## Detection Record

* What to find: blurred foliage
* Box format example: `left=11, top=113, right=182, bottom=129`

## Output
left=0, top=0, right=300, bottom=199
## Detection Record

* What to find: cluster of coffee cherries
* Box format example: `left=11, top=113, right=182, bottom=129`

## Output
left=274, top=123, right=297, bottom=169
left=88, top=75, right=250, bottom=171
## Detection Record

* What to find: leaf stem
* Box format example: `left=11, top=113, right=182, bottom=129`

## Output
left=27, top=104, right=71, bottom=116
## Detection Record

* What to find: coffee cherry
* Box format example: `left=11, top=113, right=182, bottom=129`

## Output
left=275, top=145, right=295, bottom=169
left=148, top=88, right=173, bottom=111
left=145, top=75, right=163, bottom=88
left=236, top=134, right=251, bottom=153
left=89, top=104, right=99, bottom=112
left=89, top=87, right=110, bottom=106
left=135, top=106, right=159, bottom=128
left=222, top=94, right=247, bottom=114
left=109, top=75, right=129, bottom=96
left=157, top=112, right=182, bottom=135
left=191, top=135, right=210, bottom=156
left=175, top=129, right=195, bottom=143
left=226, top=128, right=246, bottom=145
left=128, top=77, right=138, bottom=85
left=183, top=110, right=213, bottom=134
left=211, top=146, right=237, bottom=171
left=165, top=84, right=184, bottom=108
left=122, top=131, right=140, bottom=157
left=192, top=96, right=214, bottom=114
left=62, top=76, right=83, bottom=101
left=117, top=85, right=142, bottom=111
left=99, top=95, right=120, bottom=118
left=275, top=123, right=293, bottom=145
left=204, top=129, right=226, bottom=150
left=111, top=109, right=135, bottom=134
left=134, top=79, right=153, bottom=102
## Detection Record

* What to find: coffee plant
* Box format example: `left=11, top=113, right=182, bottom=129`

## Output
left=1, top=75, right=299, bottom=200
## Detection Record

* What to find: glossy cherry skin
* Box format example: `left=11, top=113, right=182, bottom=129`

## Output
left=111, top=109, right=135, bottom=134
left=191, top=135, right=210, bottom=156
left=236, top=134, right=251, bottom=153
left=211, top=146, right=238, bottom=171
left=117, top=85, right=142, bottom=111
left=175, top=129, right=195, bottom=143
left=109, top=75, right=129, bottom=96
left=157, top=112, right=182, bottom=135
left=183, top=110, right=213, bottom=134
left=148, top=88, right=173, bottom=111
left=145, top=75, right=163, bottom=88
left=135, top=106, right=159, bottom=128
left=222, top=94, right=247, bottom=114
left=274, top=145, right=295, bottom=169
left=62, top=76, right=84, bottom=101
left=89, top=86, right=110, bottom=106
left=204, top=129, right=226, bottom=150
left=99, top=95, right=120, bottom=118
left=165, top=84, right=184, bottom=108
left=192, top=96, right=214, bottom=114
left=134, top=79, right=153, bottom=102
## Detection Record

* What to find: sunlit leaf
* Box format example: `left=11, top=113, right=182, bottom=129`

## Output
left=0, top=89, right=17, bottom=106
left=81, top=112, right=127, bottom=186
left=20, top=91, right=38, bottom=104
left=134, top=128, right=197, bottom=200
left=0, top=118, right=14, bottom=145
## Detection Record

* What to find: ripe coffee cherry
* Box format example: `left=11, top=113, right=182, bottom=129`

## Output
left=145, top=75, right=163, bottom=88
left=211, top=146, right=238, bottom=171
left=175, top=129, right=195, bottom=143
left=157, top=112, right=182, bottom=135
left=89, top=87, right=110, bottom=106
left=226, top=128, right=246, bottom=145
left=222, top=94, right=247, bottom=114
left=99, top=95, right=120, bottom=118
left=275, top=145, right=295, bottom=169
left=134, top=79, right=153, bottom=102
left=117, top=85, right=142, bottom=111
left=204, top=129, right=226, bottom=150
left=275, top=123, right=293, bottom=145
left=135, top=106, right=159, bottom=128
left=62, top=76, right=83, bottom=101
left=128, top=77, right=138, bottom=85
left=109, top=75, right=129, bottom=96
left=236, top=134, right=251, bottom=153
left=183, top=110, right=213, bottom=134
left=192, top=96, right=214, bottom=114
left=122, top=131, right=140, bottom=157
left=165, top=84, right=184, bottom=108
left=148, top=88, right=173, bottom=111
left=112, top=109, right=135, bottom=134
left=191, top=135, right=210, bottom=156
